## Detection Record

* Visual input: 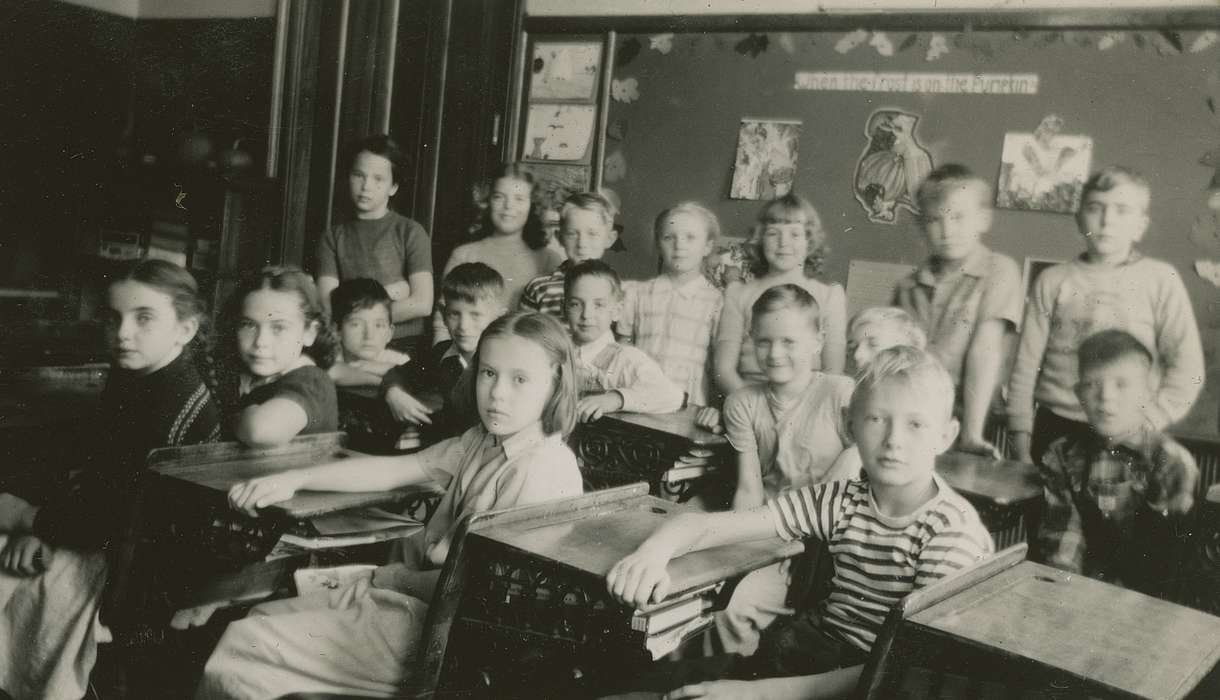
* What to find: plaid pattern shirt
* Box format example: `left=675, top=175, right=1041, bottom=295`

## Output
left=1036, top=425, right=1198, bottom=582
left=519, top=260, right=572, bottom=320
left=618, top=275, right=723, bottom=407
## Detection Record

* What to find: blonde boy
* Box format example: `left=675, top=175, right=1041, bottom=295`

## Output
left=564, top=260, right=684, bottom=423
left=606, top=346, right=992, bottom=699
left=520, top=191, right=618, bottom=318
left=618, top=202, right=724, bottom=408
left=893, top=164, right=1022, bottom=457
left=1008, top=166, right=1204, bottom=464
left=846, top=306, right=927, bottom=374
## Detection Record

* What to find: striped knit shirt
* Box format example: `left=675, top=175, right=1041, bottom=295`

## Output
left=618, top=275, right=723, bottom=407
left=769, top=474, right=993, bottom=651
left=519, top=260, right=572, bottom=320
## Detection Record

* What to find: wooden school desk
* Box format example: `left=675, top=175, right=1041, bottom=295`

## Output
left=935, top=450, right=1042, bottom=549
left=569, top=405, right=730, bottom=501
left=890, top=559, right=1220, bottom=699
left=107, top=433, right=445, bottom=633
left=432, top=483, right=804, bottom=697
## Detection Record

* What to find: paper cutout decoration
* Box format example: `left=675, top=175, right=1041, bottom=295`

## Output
left=870, top=32, right=895, bottom=57
left=611, top=77, right=640, bottom=103
left=926, top=33, right=951, bottom=61
left=730, top=118, right=802, bottom=201
left=603, top=150, right=627, bottom=183
left=530, top=42, right=602, bottom=101
left=836, top=29, right=869, bottom=54
left=1195, top=260, right=1220, bottom=287
left=996, top=115, right=1094, bottom=214
left=649, top=33, right=673, bottom=54
left=853, top=109, right=933, bottom=224
left=523, top=104, right=597, bottom=162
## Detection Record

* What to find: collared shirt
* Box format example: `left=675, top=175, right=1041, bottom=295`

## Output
left=575, top=332, right=685, bottom=414
left=519, top=260, right=573, bottom=319
left=416, top=422, right=583, bottom=562
left=619, top=274, right=724, bottom=406
left=723, top=373, right=855, bottom=496
left=892, top=245, right=1022, bottom=386
left=770, top=475, right=993, bottom=651
left=1036, top=425, right=1198, bottom=580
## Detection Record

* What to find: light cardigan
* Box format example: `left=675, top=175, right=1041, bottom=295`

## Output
left=1007, top=253, right=1204, bottom=432
left=576, top=332, right=685, bottom=414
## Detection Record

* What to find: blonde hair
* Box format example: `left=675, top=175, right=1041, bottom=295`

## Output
left=851, top=345, right=954, bottom=421
left=849, top=307, right=927, bottom=349
left=653, top=201, right=721, bottom=244
left=747, top=193, right=829, bottom=277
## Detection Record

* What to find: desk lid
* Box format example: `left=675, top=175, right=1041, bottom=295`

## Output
left=477, top=495, right=802, bottom=608
left=935, top=451, right=1041, bottom=506
left=909, top=561, right=1220, bottom=700
left=149, top=437, right=442, bottom=520
left=605, top=405, right=728, bottom=447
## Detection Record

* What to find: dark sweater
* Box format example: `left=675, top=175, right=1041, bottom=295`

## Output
left=32, top=350, right=220, bottom=550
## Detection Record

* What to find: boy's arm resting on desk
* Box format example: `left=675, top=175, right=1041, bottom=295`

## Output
left=228, top=450, right=441, bottom=516
left=329, top=361, right=385, bottom=387
left=614, top=348, right=685, bottom=414
left=607, top=507, right=775, bottom=609
left=235, top=399, right=309, bottom=448
left=665, top=667, right=862, bottom=700
left=959, top=318, right=1011, bottom=457
left=733, top=451, right=766, bottom=511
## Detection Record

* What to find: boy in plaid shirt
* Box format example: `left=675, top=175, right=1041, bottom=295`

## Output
left=618, top=202, right=724, bottom=408
left=1036, top=329, right=1197, bottom=594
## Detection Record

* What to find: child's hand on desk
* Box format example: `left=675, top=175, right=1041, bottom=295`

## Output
left=578, top=392, right=624, bottom=423
left=0, top=534, right=50, bottom=576
left=607, top=548, right=672, bottom=609
left=694, top=406, right=722, bottom=434
left=228, top=472, right=308, bottom=516
left=0, top=493, right=37, bottom=532
left=385, top=386, right=434, bottom=425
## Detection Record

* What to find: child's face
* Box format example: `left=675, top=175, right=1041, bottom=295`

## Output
left=848, top=321, right=911, bottom=374
left=237, top=289, right=319, bottom=377
left=476, top=334, right=555, bottom=437
left=565, top=275, right=621, bottom=345
left=338, top=304, right=392, bottom=362
left=348, top=151, right=398, bottom=218
left=760, top=221, right=809, bottom=274
left=561, top=208, right=616, bottom=264
left=443, top=297, right=505, bottom=357
left=1076, top=355, right=1153, bottom=439
left=1077, top=182, right=1150, bottom=263
left=657, top=211, right=714, bottom=277
left=751, top=307, right=822, bottom=386
left=489, top=176, right=532, bottom=235
left=850, top=379, right=958, bottom=491
left=107, top=280, right=197, bottom=375
left=921, top=186, right=992, bottom=262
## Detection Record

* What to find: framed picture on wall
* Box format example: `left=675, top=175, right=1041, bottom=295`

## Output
left=522, top=104, right=598, bottom=163
left=529, top=41, right=603, bottom=101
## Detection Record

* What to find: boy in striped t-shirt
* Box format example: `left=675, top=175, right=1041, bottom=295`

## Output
left=606, top=346, right=992, bottom=698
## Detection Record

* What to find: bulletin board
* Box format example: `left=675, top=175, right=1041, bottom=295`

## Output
left=594, top=26, right=1220, bottom=434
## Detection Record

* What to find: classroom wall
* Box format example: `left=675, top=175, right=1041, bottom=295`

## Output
left=599, top=28, right=1220, bottom=433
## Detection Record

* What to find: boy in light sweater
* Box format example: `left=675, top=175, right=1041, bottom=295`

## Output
left=1008, top=166, right=1204, bottom=464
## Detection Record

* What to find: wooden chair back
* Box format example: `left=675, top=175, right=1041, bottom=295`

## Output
left=852, top=543, right=1028, bottom=699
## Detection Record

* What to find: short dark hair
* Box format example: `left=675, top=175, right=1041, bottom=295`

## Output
left=915, top=163, right=991, bottom=212
left=751, top=283, right=821, bottom=333
left=346, top=134, right=407, bottom=185
left=330, top=278, right=391, bottom=324
left=1077, top=329, right=1153, bottom=376
left=1080, top=165, right=1150, bottom=208
left=563, top=259, right=623, bottom=301
left=441, top=262, right=506, bottom=306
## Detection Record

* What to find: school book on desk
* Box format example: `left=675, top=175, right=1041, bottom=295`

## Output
left=278, top=506, right=424, bottom=549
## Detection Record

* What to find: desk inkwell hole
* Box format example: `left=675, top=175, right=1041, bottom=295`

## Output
left=1034, top=575, right=1057, bottom=584
left=649, top=507, right=667, bottom=515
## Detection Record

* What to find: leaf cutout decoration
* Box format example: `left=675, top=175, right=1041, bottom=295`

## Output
left=898, top=34, right=919, bottom=52
left=616, top=37, right=642, bottom=68
left=1161, top=30, right=1184, bottom=53
left=735, top=33, right=770, bottom=58
left=1132, top=33, right=1146, bottom=49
